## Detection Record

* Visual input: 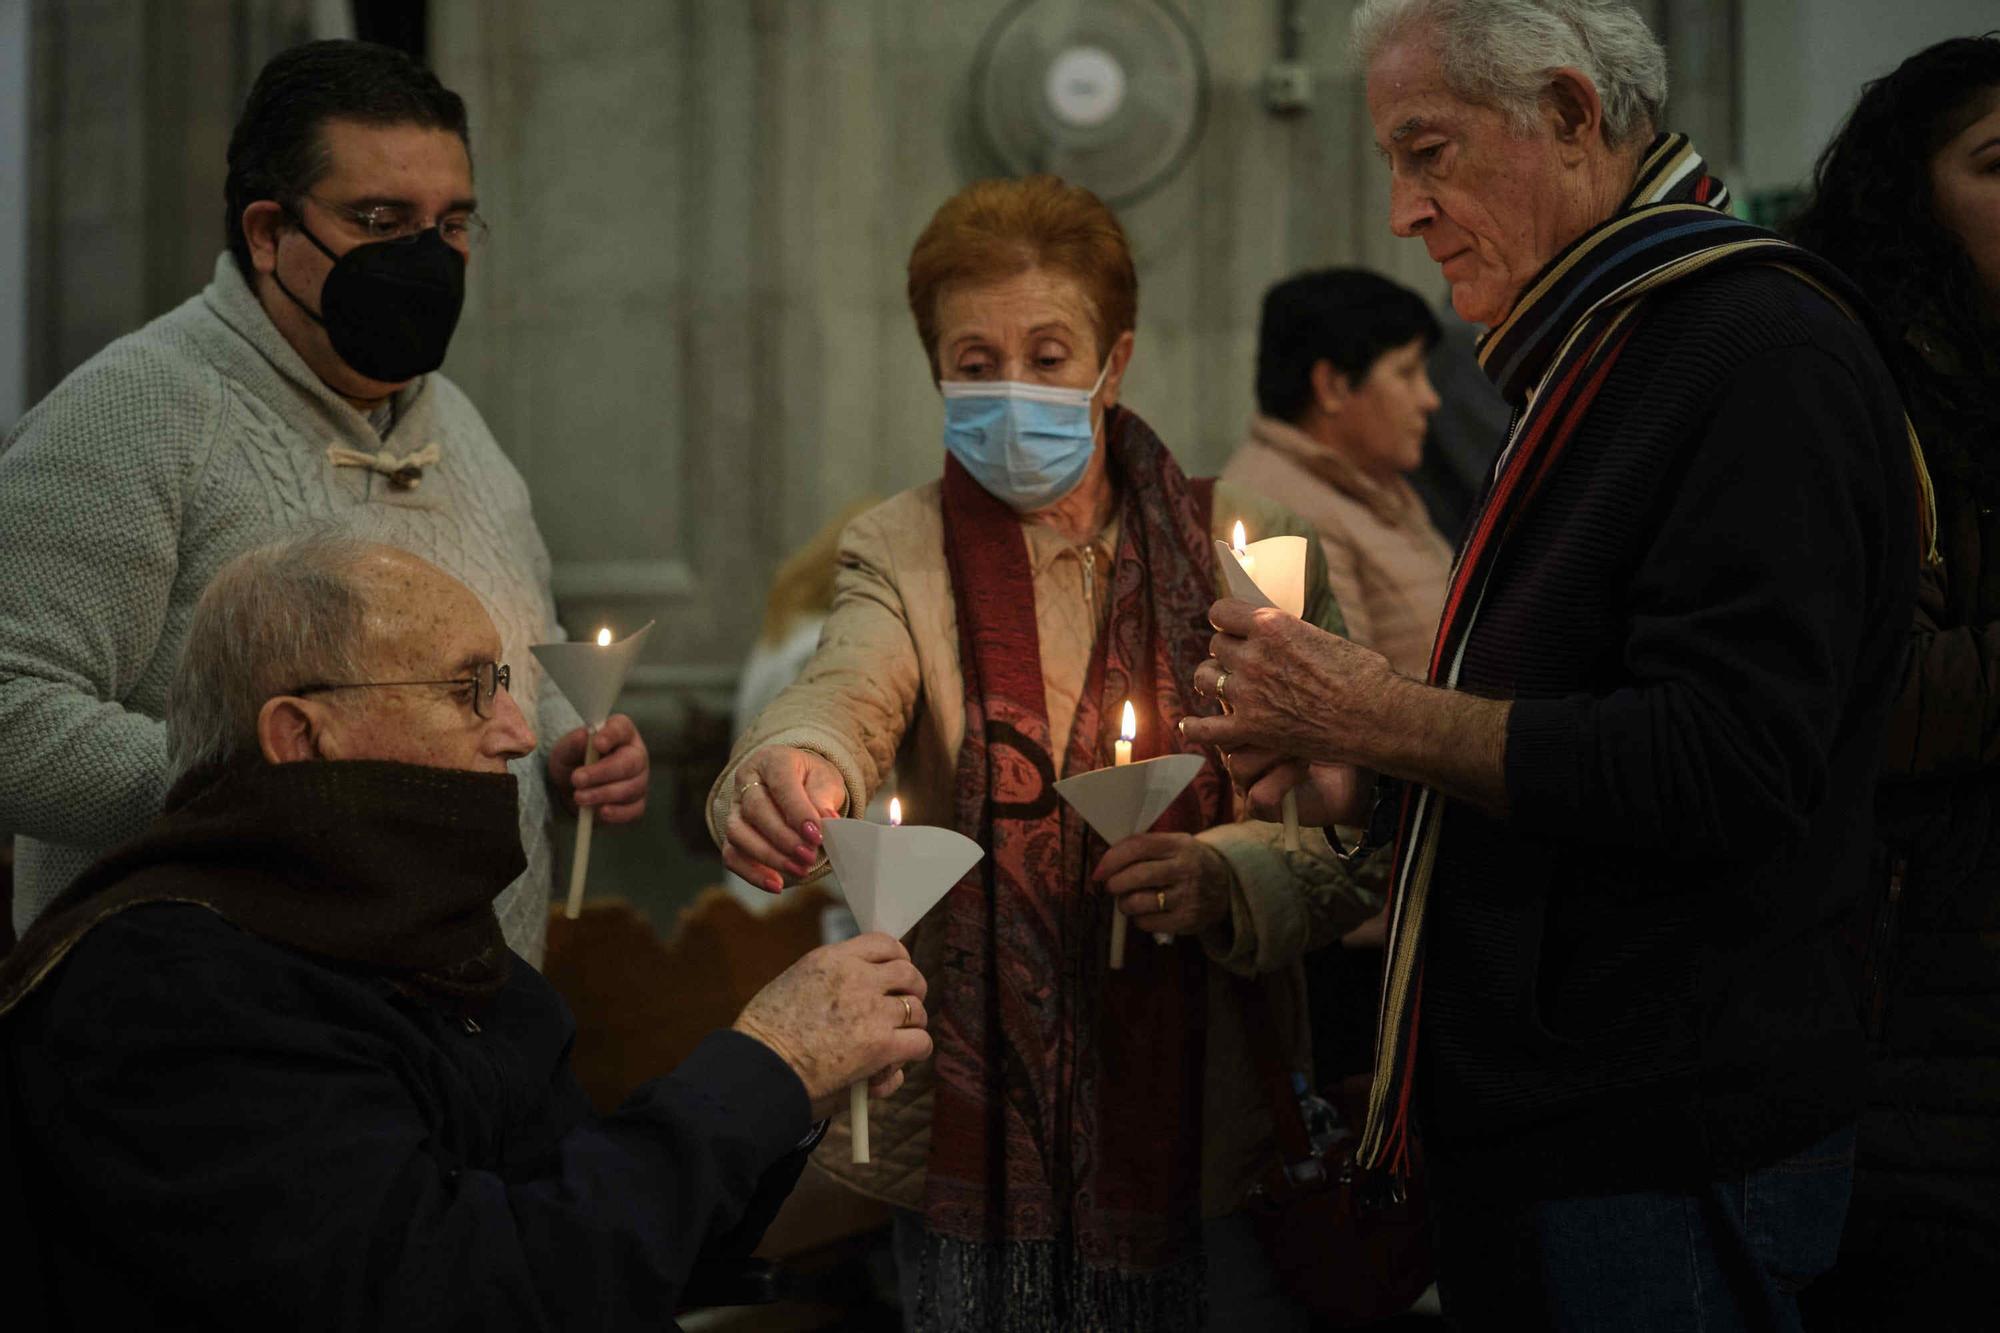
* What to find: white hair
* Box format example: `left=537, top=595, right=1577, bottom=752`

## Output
left=165, top=530, right=375, bottom=779
left=1353, top=0, right=1667, bottom=146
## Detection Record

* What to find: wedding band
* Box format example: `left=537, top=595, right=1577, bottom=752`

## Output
left=899, top=996, right=913, bottom=1028
left=737, top=778, right=764, bottom=797
left=1156, top=890, right=1167, bottom=912
left=1214, top=670, right=1230, bottom=703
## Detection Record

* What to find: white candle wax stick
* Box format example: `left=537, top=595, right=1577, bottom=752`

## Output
left=855, top=797, right=890, bottom=1155
left=1282, top=789, right=1302, bottom=852
left=562, top=728, right=599, bottom=920
left=1109, top=702, right=1137, bottom=971
left=850, top=1080, right=870, bottom=1163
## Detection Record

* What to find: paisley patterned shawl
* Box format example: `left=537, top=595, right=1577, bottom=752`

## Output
left=1358, top=134, right=1942, bottom=1176
left=921, top=406, right=1229, bottom=1330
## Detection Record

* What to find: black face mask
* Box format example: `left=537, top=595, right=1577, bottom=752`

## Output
left=275, top=214, right=467, bottom=384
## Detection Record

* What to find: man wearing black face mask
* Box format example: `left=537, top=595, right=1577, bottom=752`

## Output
left=269, top=199, right=469, bottom=385
left=0, top=40, right=644, bottom=964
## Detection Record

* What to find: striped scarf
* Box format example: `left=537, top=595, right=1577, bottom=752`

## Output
left=1357, top=133, right=1940, bottom=1175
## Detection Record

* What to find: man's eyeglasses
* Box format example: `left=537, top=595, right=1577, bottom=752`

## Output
left=294, top=662, right=511, bottom=718
left=303, top=194, right=491, bottom=251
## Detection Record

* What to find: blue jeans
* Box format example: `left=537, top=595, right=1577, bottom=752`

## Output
left=1432, top=1126, right=1856, bottom=1331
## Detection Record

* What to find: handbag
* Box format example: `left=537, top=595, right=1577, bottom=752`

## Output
left=1236, top=974, right=1434, bottom=1325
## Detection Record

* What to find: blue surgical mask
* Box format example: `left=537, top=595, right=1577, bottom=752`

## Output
left=940, top=360, right=1111, bottom=511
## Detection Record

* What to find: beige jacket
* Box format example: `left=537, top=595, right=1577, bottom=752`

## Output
left=709, top=476, right=1376, bottom=1218
left=1222, top=415, right=1455, bottom=679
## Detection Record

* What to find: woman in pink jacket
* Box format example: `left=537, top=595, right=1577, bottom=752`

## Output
left=1222, top=269, right=1452, bottom=680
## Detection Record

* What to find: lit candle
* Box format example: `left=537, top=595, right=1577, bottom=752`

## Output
left=854, top=794, right=905, bottom=1164
left=1225, top=533, right=1307, bottom=852
left=1110, top=700, right=1137, bottom=970
left=563, top=625, right=615, bottom=919
left=1232, top=519, right=1252, bottom=575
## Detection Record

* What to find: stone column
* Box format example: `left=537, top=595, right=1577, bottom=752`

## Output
left=23, top=0, right=319, bottom=402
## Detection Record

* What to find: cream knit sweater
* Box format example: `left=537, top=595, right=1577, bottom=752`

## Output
left=0, top=254, right=579, bottom=961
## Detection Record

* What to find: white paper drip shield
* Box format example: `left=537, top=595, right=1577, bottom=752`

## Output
left=819, top=819, right=985, bottom=939
left=1215, top=536, right=1307, bottom=617
left=1054, top=752, right=1206, bottom=844
left=529, top=621, right=655, bottom=726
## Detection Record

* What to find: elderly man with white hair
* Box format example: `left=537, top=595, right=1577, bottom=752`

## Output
left=0, top=533, right=933, bottom=1331
left=1185, top=0, right=1933, bottom=1325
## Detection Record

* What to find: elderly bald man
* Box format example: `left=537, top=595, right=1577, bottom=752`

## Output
left=1185, top=1, right=1929, bottom=1325
left=0, top=534, right=931, bottom=1331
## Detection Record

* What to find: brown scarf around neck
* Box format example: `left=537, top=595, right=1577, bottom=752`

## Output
left=919, top=407, right=1229, bottom=1331
left=0, top=759, right=525, bottom=1019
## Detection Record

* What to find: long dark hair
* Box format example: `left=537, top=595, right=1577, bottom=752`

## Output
left=1789, top=35, right=2000, bottom=474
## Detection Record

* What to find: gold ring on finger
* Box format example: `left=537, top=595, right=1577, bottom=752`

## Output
left=1213, top=669, right=1230, bottom=704
left=737, top=778, right=764, bottom=797
left=899, top=995, right=913, bottom=1028
left=1156, top=890, right=1167, bottom=912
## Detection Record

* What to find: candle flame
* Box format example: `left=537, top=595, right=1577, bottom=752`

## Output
left=1120, top=699, right=1137, bottom=743
left=889, top=796, right=903, bottom=827
left=1231, top=519, right=1248, bottom=554
left=594, top=626, right=613, bottom=647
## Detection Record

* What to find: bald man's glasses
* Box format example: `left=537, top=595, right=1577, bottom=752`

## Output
left=295, top=662, right=511, bottom=718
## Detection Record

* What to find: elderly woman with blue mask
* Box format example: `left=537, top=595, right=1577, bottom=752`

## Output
left=709, top=175, right=1372, bottom=1332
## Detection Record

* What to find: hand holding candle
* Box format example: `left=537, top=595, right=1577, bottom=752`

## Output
left=530, top=621, right=654, bottom=918
left=818, top=796, right=983, bottom=1163
left=1217, top=524, right=1310, bottom=850
left=1054, top=705, right=1206, bottom=972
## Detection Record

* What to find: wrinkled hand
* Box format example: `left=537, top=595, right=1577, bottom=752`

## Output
left=1182, top=599, right=1398, bottom=769
left=1223, top=748, right=1374, bottom=828
left=722, top=745, right=849, bottom=893
left=1093, top=832, right=1233, bottom=937
left=549, top=714, right=649, bottom=823
left=732, top=932, right=932, bottom=1118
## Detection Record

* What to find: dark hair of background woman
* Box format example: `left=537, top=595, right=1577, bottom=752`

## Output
left=1254, top=269, right=1441, bottom=425
left=1789, top=34, right=2000, bottom=462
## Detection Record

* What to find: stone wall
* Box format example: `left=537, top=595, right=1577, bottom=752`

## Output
left=21, top=0, right=323, bottom=406
left=12, top=0, right=1755, bottom=917
left=430, top=0, right=1448, bottom=733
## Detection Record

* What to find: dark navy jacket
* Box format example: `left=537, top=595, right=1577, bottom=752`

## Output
left=2, top=903, right=813, bottom=1330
